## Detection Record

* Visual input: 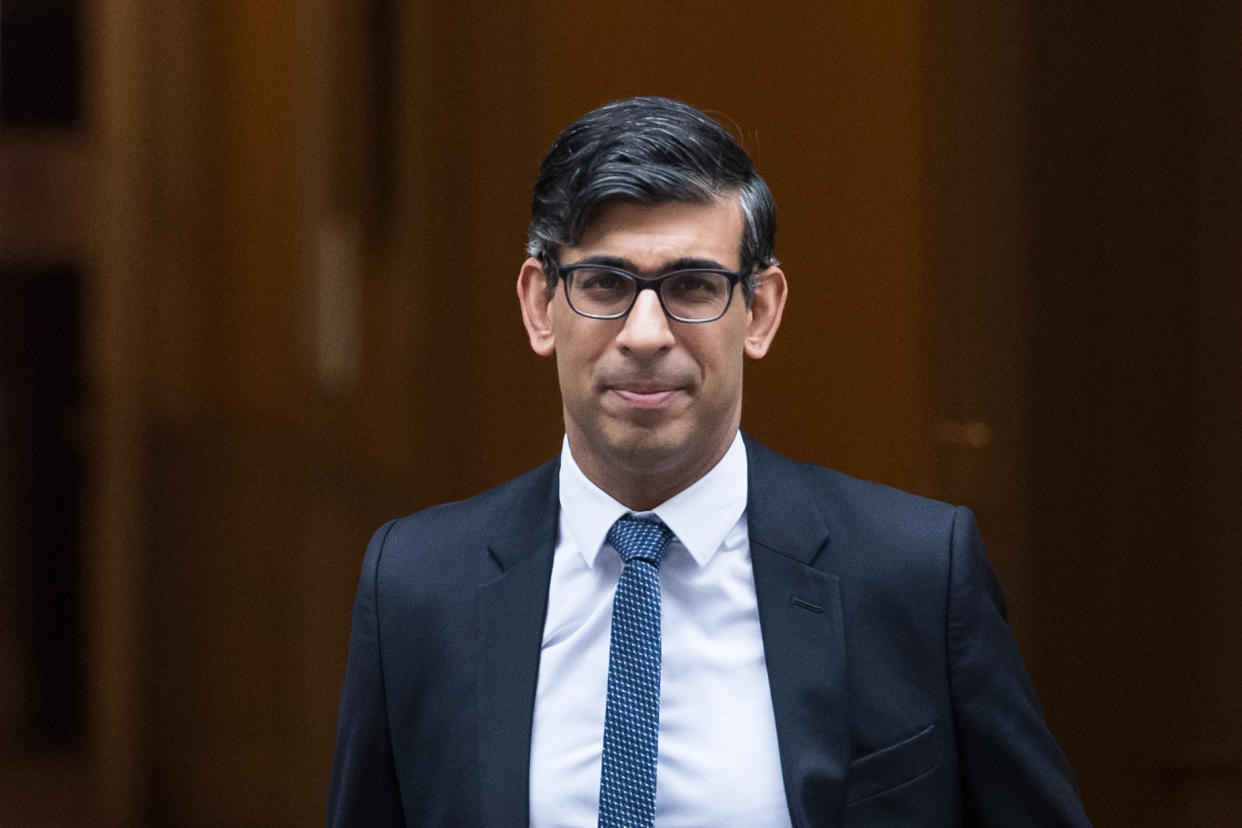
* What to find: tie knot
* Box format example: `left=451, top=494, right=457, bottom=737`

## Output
left=607, top=516, right=674, bottom=567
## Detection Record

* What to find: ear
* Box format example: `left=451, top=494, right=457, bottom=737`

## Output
left=743, top=266, right=787, bottom=359
left=518, top=257, right=557, bottom=356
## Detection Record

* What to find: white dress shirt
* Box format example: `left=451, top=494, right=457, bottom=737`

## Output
left=529, top=433, right=792, bottom=828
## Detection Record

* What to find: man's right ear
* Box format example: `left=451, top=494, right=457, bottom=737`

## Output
left=517, top=257, right=557, bottom=356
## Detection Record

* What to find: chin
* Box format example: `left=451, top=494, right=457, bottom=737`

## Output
left=604, top=424, right=698, bottom=474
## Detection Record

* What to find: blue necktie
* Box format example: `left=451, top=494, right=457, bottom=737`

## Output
left=598, top=515, right=675, bottom=828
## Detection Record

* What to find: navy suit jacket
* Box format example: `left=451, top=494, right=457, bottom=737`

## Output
left=328, top=435, right=1090, bottom=826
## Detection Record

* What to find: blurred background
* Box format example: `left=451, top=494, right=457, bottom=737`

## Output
left=2, top=0, right=1239, bottom=825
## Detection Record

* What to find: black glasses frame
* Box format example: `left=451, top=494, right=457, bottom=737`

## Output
left=556, top=263, right=745, bottom=323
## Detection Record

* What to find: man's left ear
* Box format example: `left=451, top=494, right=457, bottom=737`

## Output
left=743, top=266, right=787, bottom=359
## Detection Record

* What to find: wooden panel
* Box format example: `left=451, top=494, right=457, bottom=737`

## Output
left=1023, top=3, right=1238, bottom=825
left=920, top=0, right=1034, bottom=625
left=1183, top=0, right=1242, bottom=804
left=0, top=135, right=93, bottom=264
left=924, top=3, right=1242, bottom=824
left=145, top=415, right=404, bottom=825
left=90, top=0, right=161, bottom=820
left=1177, top=773, right=1242, bottom=827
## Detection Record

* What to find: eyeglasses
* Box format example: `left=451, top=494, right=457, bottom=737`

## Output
left=557, top=264, right=744, bottom=323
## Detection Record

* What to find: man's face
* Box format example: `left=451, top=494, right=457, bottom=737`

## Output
left=518, top=198, right=786, bottom=506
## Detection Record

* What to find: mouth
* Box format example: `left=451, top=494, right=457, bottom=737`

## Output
left=607, top=384, right=682, bottom=409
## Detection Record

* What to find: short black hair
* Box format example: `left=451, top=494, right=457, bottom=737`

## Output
left=527, top=96, right=777, bottom=303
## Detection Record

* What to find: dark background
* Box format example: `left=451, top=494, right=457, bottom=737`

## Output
left=2, top=1, right=1239, bottom=825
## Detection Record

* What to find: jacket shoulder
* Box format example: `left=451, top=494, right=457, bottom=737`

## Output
left=746, top=433, right=959, bottom=547
left=792, top=458, right=957, bottom=538
left=367, top=457, right=559, bottom=584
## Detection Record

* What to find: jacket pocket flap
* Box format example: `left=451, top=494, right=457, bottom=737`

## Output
left=846, top=723, right=941, bottom=805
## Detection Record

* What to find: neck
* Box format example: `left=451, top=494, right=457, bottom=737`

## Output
left=567, top=428, right=738, bottom=512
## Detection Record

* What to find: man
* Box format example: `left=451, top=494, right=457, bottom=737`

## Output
left=328, top=97, right=1090, bottom=827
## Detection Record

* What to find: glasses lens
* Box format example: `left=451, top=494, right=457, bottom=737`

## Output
left=567, top=268, right=635, bottom=316
left=661, top=271, right=732, bottom=321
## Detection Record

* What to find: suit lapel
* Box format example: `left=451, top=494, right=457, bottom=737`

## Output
left=476, top=460, right=559, bottom=828
left=745, top=436, right=849, bottom=828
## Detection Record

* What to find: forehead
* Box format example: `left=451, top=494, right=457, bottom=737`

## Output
left=565, top=198, right=744, bottom=271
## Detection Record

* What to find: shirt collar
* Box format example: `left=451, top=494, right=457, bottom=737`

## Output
left=558, top=431, right=748, bottom=568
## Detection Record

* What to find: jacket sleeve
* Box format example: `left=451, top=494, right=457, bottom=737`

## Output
left=946, top=506, right=1092, bottom=827
left=326, top=521, right=406, bottom=827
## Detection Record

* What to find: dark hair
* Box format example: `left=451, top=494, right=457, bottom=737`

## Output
left=527, top=96, right=777, bottom=304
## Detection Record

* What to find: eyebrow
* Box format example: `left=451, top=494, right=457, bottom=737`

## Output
left=568, top=255, right=735, bottom=274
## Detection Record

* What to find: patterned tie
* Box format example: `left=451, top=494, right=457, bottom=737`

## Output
left=598, top=515, right=675, bottom=828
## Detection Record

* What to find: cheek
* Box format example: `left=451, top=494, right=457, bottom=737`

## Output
left=554, top=315, right=620, bottom=370
left=553, top=330, right=606, bottom=391
left=686, top=329, right=747, bottom=381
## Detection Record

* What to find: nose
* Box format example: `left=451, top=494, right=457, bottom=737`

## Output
left=615, top=288, right=675, bottom=355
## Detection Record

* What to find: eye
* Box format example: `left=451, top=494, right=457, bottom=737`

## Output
left=577, top=269, right=629, bottom=292
left=663, top=271, right=726, bottom=302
